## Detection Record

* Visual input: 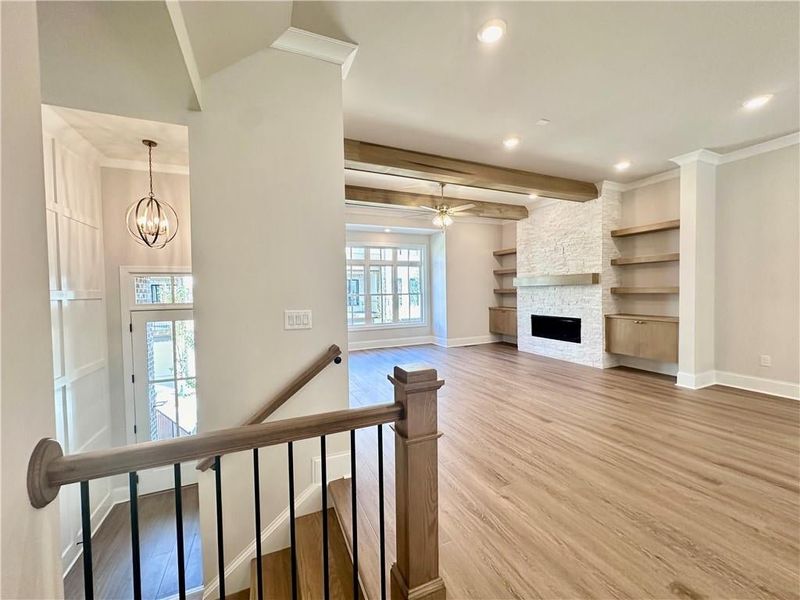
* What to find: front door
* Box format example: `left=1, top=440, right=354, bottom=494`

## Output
left=131, top=309, right=198, bottom=494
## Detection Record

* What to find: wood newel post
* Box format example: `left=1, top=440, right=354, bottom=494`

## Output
left=388, top=365, right=446, bottom=600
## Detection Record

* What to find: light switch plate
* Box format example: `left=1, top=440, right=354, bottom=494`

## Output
left=285, top=310, right=312, bottom=330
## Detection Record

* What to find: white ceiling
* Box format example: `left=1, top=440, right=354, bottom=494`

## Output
left=50, top=105, right=189, bottom=167
left=38, top=1, right=799, bottom=187
left=178, top=1, right=292, bottom=78
left=298, top=1, right=800, bottom=182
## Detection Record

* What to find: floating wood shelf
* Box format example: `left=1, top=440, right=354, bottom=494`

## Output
left=611, top=219, right=680, bottom=238
left=605, top=313, right=678, bottom=323
left=493, top=288, right=517, bottom=295
left=493, top=248, right=517, bottom=257
left=611, top=252, right=680, bottom=266
left=493, top=268, right=517, bottom=276
left=514, top=273, right=600, bottom=287
left=611, top=287, right=679, bottom=295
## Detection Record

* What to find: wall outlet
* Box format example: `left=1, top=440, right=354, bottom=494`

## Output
left=759, top=354, right=772, bottom=367
left=284, top=310, right=312, bottom=330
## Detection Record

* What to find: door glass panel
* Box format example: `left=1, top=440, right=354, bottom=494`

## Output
left=177, top=379, right=198, bottom=436
left=149, top=381, right=177, bottom=441
left=175, top=320, right=195, bottom=378
left=147, top=321, right=174, bottom=380
left=135, top=276, right=173, bottom=304
left=173, top=275, right=193, bottom=303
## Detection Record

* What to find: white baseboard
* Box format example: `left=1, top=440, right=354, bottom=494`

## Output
left=677, top=370, right=799, bottom=400
left=202, top=452, right=351, bottom=599
left=434, top=334, right=500, bottom=348
left=676, top=370, right=716, bottom=389
left=349, top=335, right=435, bottom=351
left=714, top=371, right=799, bottom=401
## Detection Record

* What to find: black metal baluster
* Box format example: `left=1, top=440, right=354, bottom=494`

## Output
left=174, top=464, right=186, bottom=600
left=288, top=442, right=298, bottom=600
left=377, top=425, right=387, bottom=600
left=350, top=429, right=359, bottom=600
left=253, top=449, right=264, bottom=600
left=129, top=472, right=142, bottom=600
left=80, top=481, right=94, bottom=600
left=215, top=456, right=226, bottom=599
left=320, top=436, right=330, bottom=600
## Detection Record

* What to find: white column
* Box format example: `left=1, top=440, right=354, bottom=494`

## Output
left=671, top=150, right=720, bottom=388
left=1, top=2, right=64, bottom=597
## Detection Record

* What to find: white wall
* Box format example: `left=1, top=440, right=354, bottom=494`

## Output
left=715, top=144, right=799, bottom=389
left=346, top=230, right=432, bottom=350
left=101, top=166, right=191, bottom=447
left=188, top=48, right=349, bottom=595
left=0, top=3, right=64, bottom=597
left=442, top=222, right=503, bottom=345
left=41, top=107, right=115, bottom=576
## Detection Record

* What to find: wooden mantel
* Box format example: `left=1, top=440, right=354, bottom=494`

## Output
left=345, top=185, right=529, bottom=220
left=344, top=139, right=598, bottom=202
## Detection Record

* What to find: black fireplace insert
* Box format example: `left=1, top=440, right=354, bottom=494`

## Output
left=531, top=315, right=581, bottom=343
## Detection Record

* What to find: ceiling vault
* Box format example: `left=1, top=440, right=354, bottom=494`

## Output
left=344, top=139, right=598, bottom=202
left=344, top=185, right=529, bottom=221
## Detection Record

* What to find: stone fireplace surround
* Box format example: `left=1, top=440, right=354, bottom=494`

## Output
left=514, top=185, right=621, bottom=368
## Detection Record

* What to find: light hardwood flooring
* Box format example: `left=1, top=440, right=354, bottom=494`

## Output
left=63, top=485, right=203, bottom=599
left=348, top=343, right=800, bottom=600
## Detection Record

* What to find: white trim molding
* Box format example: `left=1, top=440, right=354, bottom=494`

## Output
left=603, top=169, right=680, bottom=193
left=677, top=370, right=799, bottom=400
left=435, top=335, right=501, bottom=348
left=716, top=131, right=800, bottom=164
left=101, top=157, right=189, bottom=175
left=349, top=335, right=435, bottom=351
left=670, top=148, right=723, bottom=167
left=165, top=0, right=203, bottom=110
left=271, top=27, right=359, bottom=79
left=714, top=371, right=799, bottom=401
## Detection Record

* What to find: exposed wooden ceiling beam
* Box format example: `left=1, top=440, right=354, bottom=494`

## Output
left=344, top=139, right=598, bottom=202
left=344, top=185, right=529, bottom=220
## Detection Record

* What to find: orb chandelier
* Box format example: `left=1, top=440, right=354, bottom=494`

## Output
left=125, top=139, right=178, bottom=249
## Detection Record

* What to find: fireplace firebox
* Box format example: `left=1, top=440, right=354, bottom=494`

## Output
left=531, top=315, right=581, bottom=343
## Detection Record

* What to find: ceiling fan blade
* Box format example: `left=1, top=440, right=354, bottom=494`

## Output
left=449, top=203, right=476, bottom=213
left=417, top=205, right=440, bottom=213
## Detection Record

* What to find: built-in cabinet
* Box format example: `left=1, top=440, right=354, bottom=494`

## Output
left=606, top=189, right=680, bottom=366
left=489, top=246, right=517, bottom=338
left=605, top=314, right=678, bottom=362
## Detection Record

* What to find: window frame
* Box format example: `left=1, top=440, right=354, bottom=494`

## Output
left=346, top=242, right=426, bottom=331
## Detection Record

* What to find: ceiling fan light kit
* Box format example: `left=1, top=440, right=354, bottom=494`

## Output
left=125, top=139, right=179, bottom=249
left=421, top=183, right=475, bottom=230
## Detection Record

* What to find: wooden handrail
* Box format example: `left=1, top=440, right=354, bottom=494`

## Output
left=197, top=343, right=342, bottom=471
left=28, top=402, right=401, bottom=508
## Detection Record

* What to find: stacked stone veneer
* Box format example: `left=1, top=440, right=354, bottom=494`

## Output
left=516, top=183, right=621, bottom=368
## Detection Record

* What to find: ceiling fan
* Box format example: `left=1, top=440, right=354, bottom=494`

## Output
left=418, top=183, right=475, bottom=229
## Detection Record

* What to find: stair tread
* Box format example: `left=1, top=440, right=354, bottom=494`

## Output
left=296, top=509, right=362, bottom=600
left=250, top=548, right=293, bottom=600
left=250, top=509, right=360, bottom=600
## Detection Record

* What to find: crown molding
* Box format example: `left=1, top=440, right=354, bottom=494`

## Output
left=717, top=131, right=799, bottom=165
left=598, top=180, right=624, bottom=193
left=165, top=0, right=203, bottom=110
left=616, top=169, right=680, bottom=192
left=271, top=27, right=358, bottom=79
left=670, top=149, right=722, bottom=167
left=100, top=158, right=189, bottom=175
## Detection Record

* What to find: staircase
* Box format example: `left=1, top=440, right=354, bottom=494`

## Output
left=239, top=474, right=391, bottom=600
left=27, top=363, right=445, bottom=600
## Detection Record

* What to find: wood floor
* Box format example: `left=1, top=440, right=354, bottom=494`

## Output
left=348, top=343, right=800, bottom=600
left=63, top=485, right=203, bottom=599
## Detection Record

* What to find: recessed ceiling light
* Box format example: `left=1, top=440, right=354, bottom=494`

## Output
left=502, top=136, right=520, bottom=150
left=536, top=119, right=551, bottom=126
left=477, top=19, right=506, bottom=44
left=614, top=160, right=631, bottom=172
left=383, top=228, right=392, bottom=233
left=528, top=193, right=539, bottom=200
left=742, top=94, right=773, bottom=110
